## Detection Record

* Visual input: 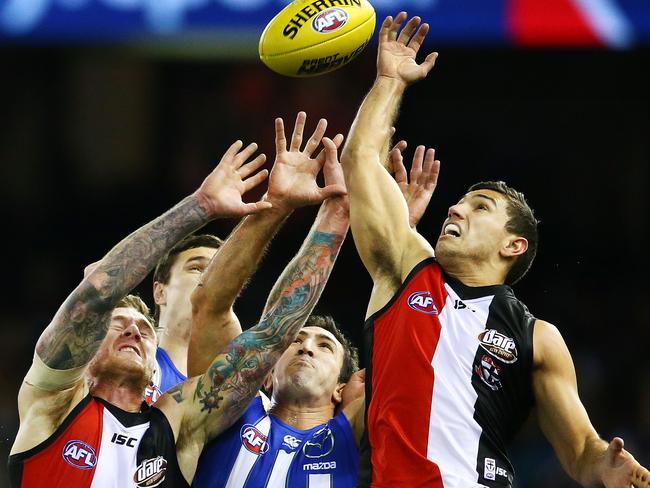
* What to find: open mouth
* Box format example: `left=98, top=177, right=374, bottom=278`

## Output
left=443, top=223, right=461, bottom=238
left=118, top=345, right=141, bottom=357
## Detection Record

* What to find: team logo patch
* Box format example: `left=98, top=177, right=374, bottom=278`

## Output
left=478, top=329, right=518, bottom=363
left=303, top=425, right=335, bottom=459
left=240, top=424, right=270, bottom=455
left=475, top=355, right=503, bottom=391
left=283, top=434, right=301, bottom=450
left=407, top=291, right=438, bottom=315
left=134, top=456, right=167, bottom=487
left=62, top=440, right=97, bottom=470
left=312, top=8, right=348, bottom=33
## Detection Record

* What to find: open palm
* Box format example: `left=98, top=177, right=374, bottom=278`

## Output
left=602, top=438, right=650, bottom=488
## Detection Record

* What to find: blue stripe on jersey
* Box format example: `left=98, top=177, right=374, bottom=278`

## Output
left=156, top=347, right=187, bottom=393
left=193, top=396, right=358, bottom=488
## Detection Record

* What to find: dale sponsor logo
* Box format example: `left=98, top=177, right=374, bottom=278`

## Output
left=478, top=329, right=518, bottom=363
left=240, top=424, right=269, bottom=455
left=62, top=440, right=97, bottom=470
left=134, top=456, right=167, bottom=487
left=312, top=8, right=348, bottom=33
left=407, top=291, right=438, bottom=315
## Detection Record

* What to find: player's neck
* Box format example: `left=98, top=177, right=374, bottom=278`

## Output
left=441, top=257, right=506, bottom=287
left=157, top=316, right=190, bottom=376
left=269, top=401, right=335, bottom=430
left=90, top=380, right=146, bottom=413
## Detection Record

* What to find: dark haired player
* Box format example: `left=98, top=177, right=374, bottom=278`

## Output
left=9, top=138, right=347, bottom=487
left=340, top=12, right=650, bottom=488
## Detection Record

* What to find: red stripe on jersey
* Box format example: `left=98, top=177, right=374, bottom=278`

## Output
left=507, top=0, right=602, bottom=46
left=367, top=264, right=448, bottom=487
left=21, top=400, right=104, bottom=487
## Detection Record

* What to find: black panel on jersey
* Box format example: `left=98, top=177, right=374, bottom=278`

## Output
left=136, top=407, right=190, bottom=487
left=470, top=288, right=536, bottom=487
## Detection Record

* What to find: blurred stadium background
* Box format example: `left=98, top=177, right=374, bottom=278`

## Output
left=1, top=1, right=649, bottom=486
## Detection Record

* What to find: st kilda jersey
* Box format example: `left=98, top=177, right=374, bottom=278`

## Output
left=8, top=395, right=189, bottom=488
left=193, top=396, right=358, bottom=488
left=358, top=258, right=535, bottom=488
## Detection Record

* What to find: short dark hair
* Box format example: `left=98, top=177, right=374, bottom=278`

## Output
left=467, top=181, right=539, bottom=285
left=303, top=315, right=359, bottom=383
left=152, top=234, right=223, bottom=321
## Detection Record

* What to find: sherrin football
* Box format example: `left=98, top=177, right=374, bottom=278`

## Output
left=259, top=0, right=376, bottom=77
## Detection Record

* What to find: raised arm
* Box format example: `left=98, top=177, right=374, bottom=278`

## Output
left=340, top=13, right=438, bottom=314
left=159, top=138, right=348, bottom=481
left=533, top=320, right=650, bottom=487
left=13, top=140, right=271, bottom=454
left=188, top=112, right=345, bottom=376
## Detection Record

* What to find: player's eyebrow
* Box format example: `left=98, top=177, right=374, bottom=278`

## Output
left=473, top=193, right=498, bottom=207
left=184, top=256, right=210, bottom=266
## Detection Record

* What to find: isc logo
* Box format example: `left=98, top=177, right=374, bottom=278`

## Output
left=407, top=291, right=439, bottom=315
left=312, top=8, right=348, bottom=33
left=240, top=424, right=269, bottom=455
left=62, top=440, right=97, bottom=470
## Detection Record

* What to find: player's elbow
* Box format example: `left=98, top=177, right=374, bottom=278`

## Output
left=340, top=145, right=379, bottom=171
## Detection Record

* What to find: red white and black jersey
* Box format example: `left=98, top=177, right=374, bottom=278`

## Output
left=358, top=258, right=535, bottom=488
left=9, top=395, right=189, bottom=488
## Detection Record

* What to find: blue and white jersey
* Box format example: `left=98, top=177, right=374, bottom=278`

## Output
left=192, top=396, right=358, bottom=488
left=145, top=348, right=187, bottom=405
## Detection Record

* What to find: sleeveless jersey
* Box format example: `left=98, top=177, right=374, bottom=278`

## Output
left=145, top=347, right=187, bottom=405
left=193, top=396, right=359, bottom=488
left=9, top=395, right=189, bottom=488
left=358, top=259, right=535, bottom=488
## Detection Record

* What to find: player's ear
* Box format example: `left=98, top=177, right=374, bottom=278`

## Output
left=500, top=236, right=528, bottom=259
left=262, top=372, right=274, bottom=394
left=153, top=281, right=166, bottom=306
left=332, top=382, right=346, bottom=405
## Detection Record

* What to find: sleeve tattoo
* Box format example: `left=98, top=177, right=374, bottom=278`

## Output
left=191, top=230, right=344, bottom=434
left=37, top=195, right=211, bottom=370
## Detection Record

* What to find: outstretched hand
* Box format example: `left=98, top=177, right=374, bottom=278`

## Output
left=390, top=141, right=440, bottom=228
left=377, top=12, right=438, bottom=85
left=601, top=437, right=650, bottom=488
left=266, top=112, right=346, bottom=210
left=194, top=141, right=272, bottom=218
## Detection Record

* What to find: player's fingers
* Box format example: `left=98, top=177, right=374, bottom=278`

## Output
left=379, top=16, right=392, bottom=43
left=235, top=142, right=259, bottom=167
left=408, top=22, right=430, bottom=53
left=275, top=118, right=287, bottom=153
left=290, top=111, right=307, bottom=151
left=392, top=139, right=407, bottom=153
left=332, top=133, right=345, bottom=148
left=420, top=51, right=439, bottom=76
left=224, top=140, right=244, bottom=164
left=389, top=11, right=407, bottom=41
left=317, top=133, right=345, bottom=163
left=239, top=153, right=267, bottom=178
left=411, top=145, right=425, bottom=180
left=304, top=118, right=328, bottom=156
left=391, top=148, right=407, bottom=183
left=242, top=169, right=270, bottom=192
left=398, top=16, right=421, bottom=45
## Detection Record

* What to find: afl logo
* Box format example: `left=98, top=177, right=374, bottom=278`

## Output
left=312, top=8, right=348, bottom=34
left=62, top=440, right=97, bottom=470
left=240, top=424, right=269, bottom=455
left=407, top=291, right=438, bottom=315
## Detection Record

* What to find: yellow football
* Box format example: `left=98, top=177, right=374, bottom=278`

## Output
left=259, top=0, right=376, bottom=77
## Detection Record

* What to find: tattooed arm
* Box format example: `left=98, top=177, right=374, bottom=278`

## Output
left=188, top=113, right=345, bottom=376
left=12, top=141, right=270, bottom=455
left=158, top=138, right=348, bottom=482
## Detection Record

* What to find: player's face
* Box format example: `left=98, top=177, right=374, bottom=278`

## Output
left=154, top=246, right=217, bottom=328
left=89, top=307, right=157, bottom=386
left=272, top=327, right=345, bottom=405
left=435, top=190, right=512, bottom=266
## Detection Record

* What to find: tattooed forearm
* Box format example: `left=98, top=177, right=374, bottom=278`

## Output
left=37, top=194, right=213, bottom=370
left=194, top=229, right=345, bottom=438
